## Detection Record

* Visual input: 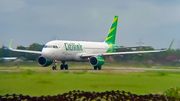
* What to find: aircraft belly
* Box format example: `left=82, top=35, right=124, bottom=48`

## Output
left=64, top=51, right=76, bottom=60
left=55, top=53, right=65, bottom=60
left=63, top=51, right=86, bottom=61
left=44, top=51, right=66, bottom=61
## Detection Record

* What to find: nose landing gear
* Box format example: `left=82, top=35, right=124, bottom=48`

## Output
left=52, top=65, right=57, bottom=70
left=52, top=60, right=69, bottom=70
left=52, top=60, right=57, bottom=70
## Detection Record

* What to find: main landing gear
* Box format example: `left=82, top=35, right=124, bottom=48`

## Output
left=93, top=66, right=102, bottom=70
left=52, top=60, right=102, bottom=70
left=60, top=61, right=68, bottom=70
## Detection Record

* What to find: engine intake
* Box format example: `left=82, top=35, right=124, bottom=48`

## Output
left=89, top=56, right=105, bottom=67
left=38, top=56, right=53, bottom=67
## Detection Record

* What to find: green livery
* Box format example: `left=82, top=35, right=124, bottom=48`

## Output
left=106, top=44, right=120, bottom=53
left=105, top=15, right=118, bottom=45
left=95, top=56, right=105, bottom=66
left=105, top=15, right=120, bottom=53
left=168, top=39, right=175, bottom=50
left=64, top=43, right=83, bottom=51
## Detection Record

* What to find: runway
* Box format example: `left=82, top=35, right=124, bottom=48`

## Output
left=0, top=66, right=180, bottom=73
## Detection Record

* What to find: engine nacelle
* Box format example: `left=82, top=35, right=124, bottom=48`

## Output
left=38, top=56, right=53, bottom=67
left=89, top=56, right=105, bottom=67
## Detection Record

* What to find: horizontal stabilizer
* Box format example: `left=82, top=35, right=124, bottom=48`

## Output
left=168, top=39, right=175, bottom=50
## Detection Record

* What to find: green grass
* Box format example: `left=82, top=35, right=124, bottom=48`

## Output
left=0, top=70, right=180, bottom=96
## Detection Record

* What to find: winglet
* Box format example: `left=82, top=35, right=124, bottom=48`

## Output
left=168, top=39, right=175, bottom=50
left=9, top=39, right=13, bottom=49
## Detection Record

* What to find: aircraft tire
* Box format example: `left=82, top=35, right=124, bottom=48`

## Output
left=60, top=65, right=64, bottom=70
left=98, top=66, right=101, bottom=70
left=52, top=66, right=57, bottom=70
left=65, top=64, right=68, bottom=70
left=94, top=66, right=97, bottom=70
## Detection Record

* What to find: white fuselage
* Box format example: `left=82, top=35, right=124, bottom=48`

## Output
left=41, top=40, right=109, bottom=61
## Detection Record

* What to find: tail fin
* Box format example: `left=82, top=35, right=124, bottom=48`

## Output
left=168, top=39, right=175, bottom=50
left=9, top=39, right=13, bottom=49
left=105, top=15, right=118, bottom=44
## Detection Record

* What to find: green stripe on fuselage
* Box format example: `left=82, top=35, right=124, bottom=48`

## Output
left=106, top=44, right=120, bottom=53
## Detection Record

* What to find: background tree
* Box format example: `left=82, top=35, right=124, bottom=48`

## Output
left=26, top=43, right=43, bottom=60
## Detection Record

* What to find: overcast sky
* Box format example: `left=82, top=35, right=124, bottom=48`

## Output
left=0, top=0, right=180, bottom=49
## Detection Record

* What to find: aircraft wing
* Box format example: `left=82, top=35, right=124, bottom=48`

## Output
left=80, top=49, right=166, bottom=57
left=9, top=48, right=42, bottom=54
left=8, top=39, right=42, bottom=54
left=114, top=46, right=152, bottom=50
left=81, top=39, right=174, bottom=57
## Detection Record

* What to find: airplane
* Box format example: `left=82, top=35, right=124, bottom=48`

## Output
left=8, top=15, right=174, bottom=70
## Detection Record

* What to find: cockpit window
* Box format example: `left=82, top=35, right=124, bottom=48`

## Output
left=44, top=45, right=58, bottom=49
left=44, top=45, right=51, bottom=48
left=53, top=45, right=58, bottom=48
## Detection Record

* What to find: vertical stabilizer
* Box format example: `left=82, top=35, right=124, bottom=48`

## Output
left=168, top=39, right=175, bottom=50
left=9, top=39, right=13, bottom=49
left=105, top=15, right=118, bottom=44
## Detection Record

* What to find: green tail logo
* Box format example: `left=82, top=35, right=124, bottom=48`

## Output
left=168, top=39, right=175, bottom=50
left=9, top=39, right=13, bottom=49
left=105, top=15, right=118, bottom=44
left=105, top=15, right=120, bottom=53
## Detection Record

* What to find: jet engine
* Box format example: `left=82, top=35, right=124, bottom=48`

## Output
left=38, top=56, right=53, bottom=67
left=89, top=56, right=105, bottom=67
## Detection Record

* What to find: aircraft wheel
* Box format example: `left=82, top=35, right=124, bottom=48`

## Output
left=52, top=66, right=57, bottom=70
left=60, top=65, right=64, bottom=70
left=65, top=64, right=68, bottom=70
left=94, top=66, right=97, bottom=70
left=98, top=66, right=101, bottom=70
left=52, top=66, right=54, bottom=70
